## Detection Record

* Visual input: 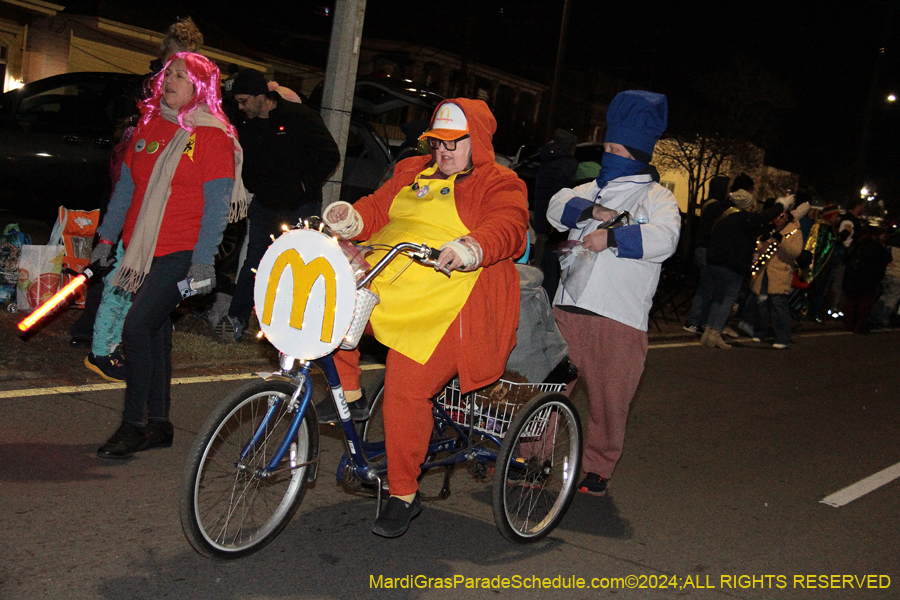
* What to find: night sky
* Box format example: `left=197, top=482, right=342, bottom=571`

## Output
left=82, top=0, right=900, bottom=202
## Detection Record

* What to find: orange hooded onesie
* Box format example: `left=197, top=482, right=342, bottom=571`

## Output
left=348, top=98, right=528, bottom=393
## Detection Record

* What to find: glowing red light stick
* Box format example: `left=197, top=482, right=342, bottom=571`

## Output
left=17, top=268, right=93, bottom=332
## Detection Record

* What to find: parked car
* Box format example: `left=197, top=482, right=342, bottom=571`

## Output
left=307, top=77, right=443, bottom=202
left=0, top=72, right=141, bottom=218
left=0, top=71, right=244, bottom=269
left=509, top=141, right=605, bottom=210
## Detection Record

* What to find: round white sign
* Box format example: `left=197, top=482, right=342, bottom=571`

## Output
left=253, top=228, right=357, bottom=360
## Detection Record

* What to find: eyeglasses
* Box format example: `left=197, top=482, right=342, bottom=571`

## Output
left=428, top=135, right=469, bottom=151
left=234, top=96, right=252, bottom=106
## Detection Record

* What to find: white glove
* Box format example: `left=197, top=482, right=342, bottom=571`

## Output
left=439, top=236, right=483, bottom=271
left=776, top=194, right=795, bottom=210
left=323, top=201, right=363, bottom=239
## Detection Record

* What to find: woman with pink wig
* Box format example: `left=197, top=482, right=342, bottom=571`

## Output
left=92, top=52, right=248, bottom=459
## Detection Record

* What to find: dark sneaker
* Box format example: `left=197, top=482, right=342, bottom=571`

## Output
left=97, top=423, right=148, bottom=459
left=85, top=352, right=126, bottom=382
left=143, top=420, right=174, bottom=449
left=372, top=493, right=422, bottom=538
left=682, top=324, right=701, bottom=335
left=215, top=315, right=243, bottom=342
left=315, top=391, right=371, bottom=424
left=577, top=472, right=608, bottom=497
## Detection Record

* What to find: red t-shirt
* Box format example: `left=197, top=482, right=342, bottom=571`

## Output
left=122, top=117, right=235, bottom=256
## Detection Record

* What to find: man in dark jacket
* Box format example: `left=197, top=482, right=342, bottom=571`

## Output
left=533, top=129, right=578, bottom=262
left=683, top=175, right=732, bottom=334
left=700, top=191, right=786, bottom=349
left=218, top=69, right=340, bottom=341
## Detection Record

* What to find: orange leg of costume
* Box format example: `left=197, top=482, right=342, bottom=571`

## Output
left=334, top=318, right=461, bottom=496
left=333, top=347, right=362, bottom=392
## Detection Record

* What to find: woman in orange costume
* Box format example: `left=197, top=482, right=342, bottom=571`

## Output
left=321, top=98, right=528, bottom=537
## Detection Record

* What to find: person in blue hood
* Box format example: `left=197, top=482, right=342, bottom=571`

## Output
left=547, top=90, right=681, bottom=497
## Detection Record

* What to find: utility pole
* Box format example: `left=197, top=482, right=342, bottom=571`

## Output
left=855, top=0, right=897, bottom=187
left=545, top=0, right=571, bottom=140
left=320, top=0, right=367, bottom=209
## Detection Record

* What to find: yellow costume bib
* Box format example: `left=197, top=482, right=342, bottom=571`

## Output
left=366, top=165, right=481, bottom=364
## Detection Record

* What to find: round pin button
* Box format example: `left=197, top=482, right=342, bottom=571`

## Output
left=147, top=141, right=160, bottom=154
left=440, top=187, right=450, bottom=195
left=135, top=139, right=146, bottom=152
left=416, top=185, right=430, bottom=198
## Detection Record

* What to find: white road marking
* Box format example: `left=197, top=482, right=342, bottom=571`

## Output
left=649, top=329, right=855, bottom=349
left=0, top=363, right=386, bottom=400
left=820, top=462, right=900, bottom=507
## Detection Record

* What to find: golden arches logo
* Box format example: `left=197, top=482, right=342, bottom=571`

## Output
left=261, top=249, right=336, bottom=343
left=435, top=106, right=452, bottom=122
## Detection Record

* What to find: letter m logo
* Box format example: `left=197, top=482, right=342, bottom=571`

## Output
left=261, top=249, right=337, bottom=343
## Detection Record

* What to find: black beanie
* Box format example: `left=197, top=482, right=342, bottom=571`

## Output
left=232, top=69, right=268, bottom=96
left=731, top=173, right=755, bottom=193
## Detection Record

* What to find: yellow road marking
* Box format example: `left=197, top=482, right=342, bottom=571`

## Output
left=0, top=363, right=386, bottom=400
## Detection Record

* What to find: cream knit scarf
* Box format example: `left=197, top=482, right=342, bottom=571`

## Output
left=113, top=103, right=248, bottom=293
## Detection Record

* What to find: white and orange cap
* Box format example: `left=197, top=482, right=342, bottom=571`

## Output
left=419, top=102, right=469, bottom=141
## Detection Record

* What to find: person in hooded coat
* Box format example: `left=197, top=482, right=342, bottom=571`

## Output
left=320, top=98, right=528, bottom=537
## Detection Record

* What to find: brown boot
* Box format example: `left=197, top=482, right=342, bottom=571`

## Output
left=699, top=328, right=713, bottom=346
left=708, top=328, right=732, bottom=349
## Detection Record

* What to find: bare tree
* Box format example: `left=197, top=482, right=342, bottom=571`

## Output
left=656, top=55, right=790, bottom=259
left=654, top=136, right=764, bottom=259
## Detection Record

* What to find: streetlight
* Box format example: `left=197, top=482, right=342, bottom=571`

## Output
left=861, top=186, right=870, bottom=198
left=889, top=94, right=897, bottom=102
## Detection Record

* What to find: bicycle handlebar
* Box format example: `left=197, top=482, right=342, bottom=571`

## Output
left=356, top=242, right=451, bottom=288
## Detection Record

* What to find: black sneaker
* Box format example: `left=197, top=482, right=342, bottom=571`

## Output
left=372, top=493, right=422, bottom=538
left=85, top=352, right=126, bottom=382
left=315, top=391, right=371, bottom=424
left=142, top=420, right=174, bottom=449
left=577, top=472, right=608, bottom=497
left=97, top=423, right=148, bottom=459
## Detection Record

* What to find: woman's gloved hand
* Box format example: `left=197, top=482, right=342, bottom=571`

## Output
left=323, top=201, right=363, bottom=239
left=186, top=263, right=215, bottom=295
left=90, top=239, right=116, bottom=268
left=438, top=236, right=483, bottom=271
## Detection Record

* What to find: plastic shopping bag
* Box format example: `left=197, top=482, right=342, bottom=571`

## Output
left=558, top=240, right=597, bottom=302
left=0, top=223, right=31, bottom=303
left=16, top=244, right=65, bottom=312
left=49, top=206, right=100, bottom=308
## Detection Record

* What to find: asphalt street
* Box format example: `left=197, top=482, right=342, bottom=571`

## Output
left=1, top=329, right=898, bottom=600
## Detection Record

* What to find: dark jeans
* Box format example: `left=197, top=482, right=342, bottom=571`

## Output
left=229, top=200, right=320, bottom=328
left=705, top=265, right=744, bottom=331
left=686, top=264, right=715, bottom=328
left=121, top=251, right=191, bottom=426
left=843, top=290, right=877, bottom=334
left=755, top=295, right=792, bottom=345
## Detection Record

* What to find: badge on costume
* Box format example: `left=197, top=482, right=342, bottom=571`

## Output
left=147, top=141, right=160, bottom=154
left=416, top=185, right=430, bottom=198
left=440, top=187, right=450, bottom=195
left=135, top=139, right=146, bottom=152
left=183, top=133, right=196, bottom=161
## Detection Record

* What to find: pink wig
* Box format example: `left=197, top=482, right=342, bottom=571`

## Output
left=140, top=52, right=237, bottom=139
